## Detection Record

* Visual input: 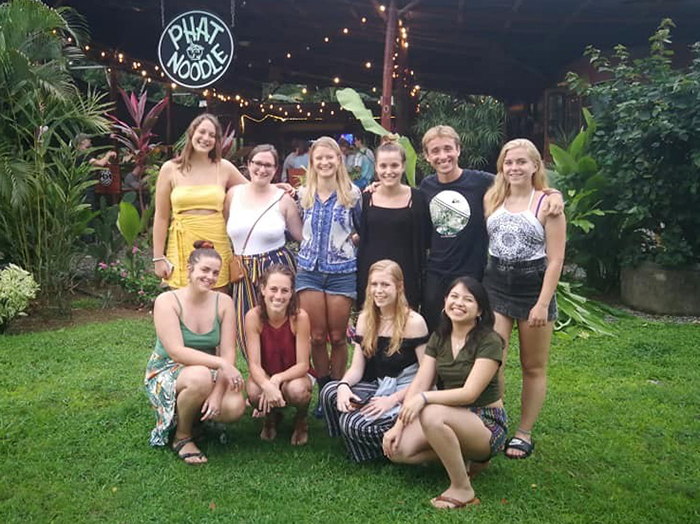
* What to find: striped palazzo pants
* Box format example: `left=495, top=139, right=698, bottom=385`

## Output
left=320, top=380, right=397, bottom=462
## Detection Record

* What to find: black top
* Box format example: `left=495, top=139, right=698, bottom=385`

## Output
left=355, top=334, right=430, bottom=382
left=419, top=169, right=494, bottom=281
left=356, top=188, right=430, bottom=309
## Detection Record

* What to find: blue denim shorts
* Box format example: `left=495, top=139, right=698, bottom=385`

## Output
left=295, top=269, right=357, bottom=300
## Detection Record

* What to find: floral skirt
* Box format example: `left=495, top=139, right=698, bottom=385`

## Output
left=144, top=351, right=184, bottom=447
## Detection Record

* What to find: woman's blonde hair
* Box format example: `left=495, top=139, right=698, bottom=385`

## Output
left=176, top=113, right=223, bottom=173
left=360, top=260, right=411, bottom=358
left=301, top=136, right=357, bottom=209
left=484, top=138, right=549, bottom=216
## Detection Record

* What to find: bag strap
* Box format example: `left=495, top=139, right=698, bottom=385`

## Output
left=239, top=192, right=284, bottom=254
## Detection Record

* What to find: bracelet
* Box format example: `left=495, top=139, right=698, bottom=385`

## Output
left=420, top=392, right=429, bottom=405
left=337, top=381, right=351, bottom=389
left=152, top=256, right=166, bottom=262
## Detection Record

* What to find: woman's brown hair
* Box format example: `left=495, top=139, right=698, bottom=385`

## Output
left=176, top=114, right=223, bottom=173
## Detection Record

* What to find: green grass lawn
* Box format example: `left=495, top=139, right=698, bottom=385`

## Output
left=1, top=316, right=699, bottom=523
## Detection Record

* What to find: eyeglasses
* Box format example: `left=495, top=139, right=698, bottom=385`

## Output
left=250, top=160, right=276, bottom=170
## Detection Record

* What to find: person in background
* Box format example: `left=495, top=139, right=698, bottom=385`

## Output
left=145, top=241, right=246, bottom=464
left=340, top=135, right=374, bottom=190
left=382, top=277, right=506, bottom=510
left=282, top=138, right=310, bottom=183
left=296, top=136, right=362, bottom=418
left=321, top=260, right=428, bottom=462
left=245, top=265, right=312, bottom=445
left=75, top=133, right=117, bottom=211
left=483, top=139, right=566, bottom=460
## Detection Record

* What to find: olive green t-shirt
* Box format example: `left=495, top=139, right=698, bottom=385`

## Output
left=424, top=330, right=503, bottom=407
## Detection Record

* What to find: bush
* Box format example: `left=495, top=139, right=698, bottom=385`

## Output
left=411, top=92, right=504, bottom=177
left=0, top=264, right=39, bottom=333
left=566, top=19, right=700, bottom=275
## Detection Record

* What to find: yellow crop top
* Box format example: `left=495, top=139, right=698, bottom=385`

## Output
left=170, top=163, right=225, bottom=213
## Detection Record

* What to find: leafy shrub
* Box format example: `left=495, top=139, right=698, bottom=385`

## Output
left=0, top=264, right=39, bottom=332
left=566, top=19, right=700, bottom=274
left=97, top=250, right=162, bottom=307
left=411, top=92, right=504, bottom=177
left=0, top=0, right=112, bottom=310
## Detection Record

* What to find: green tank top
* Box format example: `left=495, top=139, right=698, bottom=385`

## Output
left=154, top=292, right=221, bottom=357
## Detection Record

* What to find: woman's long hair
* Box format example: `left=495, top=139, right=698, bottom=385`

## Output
left=301, top=136, right=357, bottom=209
left=175, top=113, right=223, bottom=173
left=484, top=138, right=548, bottom=217
left=256, top=264, right=299, bottom=324
left=435, top=276, right=498, bottom=347
left=360, top=260, right=411, bottom=358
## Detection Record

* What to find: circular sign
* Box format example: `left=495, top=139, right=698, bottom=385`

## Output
left=158, top=10, right=234, bottom=89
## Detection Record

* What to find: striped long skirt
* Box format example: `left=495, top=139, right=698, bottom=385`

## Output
left=232, top=246, right=296, bottom=358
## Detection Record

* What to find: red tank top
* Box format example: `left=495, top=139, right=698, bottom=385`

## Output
left=260, top=317, right=297, bottom=376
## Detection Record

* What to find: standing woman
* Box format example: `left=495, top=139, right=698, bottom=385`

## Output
left=482, top=138, right=566, bottom=459
left=153, top=113, right=248, bottom=290
left=296, top=136, right=362, bottom=408
left=356, top=139, right=430, bottom=310
left=225, top=145, right=302, bottom=356
left=245, top=265, right=312, bottom=445
left=321, top=260, right=428, bottom=462
left=382, top=277, right=507, bottom=509
left=145, top=241, right=246, bottom=464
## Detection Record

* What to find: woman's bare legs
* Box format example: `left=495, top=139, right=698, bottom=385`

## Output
left=246, top=378, right=281, bottom=441
left=174, top=365, right=215, bottom=463
left=419, top=405, right=491, bottom=507
left=299, top=290, right=330, bottom=378
left=282, top=376, right=313, bottom=445
left=493, top=312, right=514, bottom=399
left=325, top=293, right=353, bottom=380
left=506, top=320, right=553, bottom=457
left=387, top=419, right=437, bottom=465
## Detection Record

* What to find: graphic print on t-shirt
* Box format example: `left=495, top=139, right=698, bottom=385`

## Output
left=489, top=214, right=542, bottom=261
left=429, top=190, right=471, bottom=237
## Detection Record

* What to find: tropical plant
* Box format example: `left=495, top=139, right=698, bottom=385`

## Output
left=411, top=91, right=505, bottom=176
left=109, top=87, right=168, bottom=211
left=566, top=19, right=700, bottom=274
left=547, top=109, right=617, bottom=335
left=0, top=0, right=113, bottom=308
left=85, top=197, right=124, bottom=271
left=0, top=263, right=39, bottom=333
left=335, top=87, right=418, bottom=186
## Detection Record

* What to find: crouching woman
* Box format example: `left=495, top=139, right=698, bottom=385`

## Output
left=245, top=265, right=313, bottom=445
left=145, top=241, right=246, bottom=464
left=382, top=277, right=507, bottom=509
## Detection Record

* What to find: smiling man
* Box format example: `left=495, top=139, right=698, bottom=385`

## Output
left=419, top=125, right=562, bottom=331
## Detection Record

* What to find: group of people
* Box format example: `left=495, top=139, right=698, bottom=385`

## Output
left=144, top=113, right=565, bottom=509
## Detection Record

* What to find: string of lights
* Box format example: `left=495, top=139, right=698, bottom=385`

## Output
left=65, top=3, right=422, bottom=122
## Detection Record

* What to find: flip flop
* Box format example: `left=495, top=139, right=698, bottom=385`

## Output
left=504, top=436, right=535, bottom=459
left=172, top=436, right=207, bottom=465
left=431, top=495, right=481, bottom=509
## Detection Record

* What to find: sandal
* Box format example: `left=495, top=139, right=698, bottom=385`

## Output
left=504, top=436, right=535, bottom=459
left=172, top=436, right=207, bottom=465
left=430, top=495, right=481, bottom=509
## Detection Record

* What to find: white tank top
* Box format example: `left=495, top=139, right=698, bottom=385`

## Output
left=487, top=190, right=546, bottom=261
left=226, top=187, right=286, bottom=255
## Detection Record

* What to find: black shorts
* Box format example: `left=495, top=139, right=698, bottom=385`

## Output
left=483, top=256, right=557, bottom=321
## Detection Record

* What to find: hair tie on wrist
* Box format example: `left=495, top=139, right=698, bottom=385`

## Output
left=420, top=392, right=429, bottom=405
